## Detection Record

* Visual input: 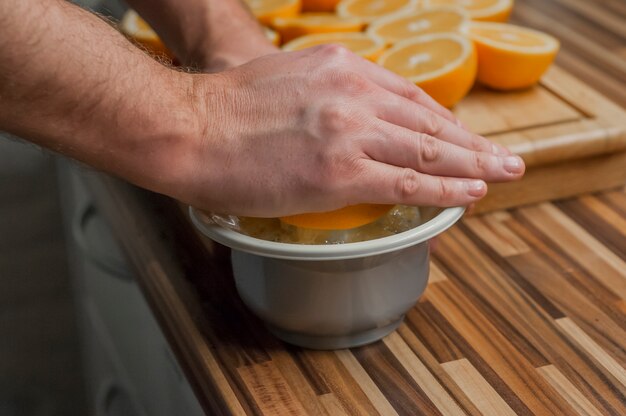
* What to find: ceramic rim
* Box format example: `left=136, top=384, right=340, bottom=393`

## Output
left=189, top=206, right=465, bottom=261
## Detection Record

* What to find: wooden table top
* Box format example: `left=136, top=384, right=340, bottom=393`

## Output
left=85, top=1, right=626, bottom=415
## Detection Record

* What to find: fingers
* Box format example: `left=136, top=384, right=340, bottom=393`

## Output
left=348, top=160, right=487, bottom=207
left=376, top=90, right=511, bottom=156
left=344, top=52, right=459, bottom=125
left=363, top=120, right=525, bottom=182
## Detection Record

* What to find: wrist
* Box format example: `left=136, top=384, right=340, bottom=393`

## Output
left=124, top=68, right=206, bottom=199
left=146, top=69, right=232, bottom=206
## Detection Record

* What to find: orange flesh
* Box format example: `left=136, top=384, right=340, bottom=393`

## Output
left=381, top=39, right=463, bottom=78
left=376, top=11, right=465, bottom=40
left=280, top=204, right=394, bottom=230
left=470, top=27, right=548, bottom=47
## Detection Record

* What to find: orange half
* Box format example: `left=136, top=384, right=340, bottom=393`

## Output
left=272, top=13, right=365, bottom=43
left=367, top=7, right=469, bottom=45
left=464, top=21, right=559, bottom=90
left=282, top=32, right=386, bottom=61
left=424, top=0, right=514, bottom=22
left=280, top=204, right=393, bottom=230
left=378, top=33, right=477, bottom=107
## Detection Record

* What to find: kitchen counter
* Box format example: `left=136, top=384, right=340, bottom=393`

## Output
left=79, top=0, right=626, bottom=414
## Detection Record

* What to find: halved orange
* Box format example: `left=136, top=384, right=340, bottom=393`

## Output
left=424, top=0, right=514, bottom=22
left=272, top=13, right=365, bottom=43
left=302, top=0, right=342, bottom=12
left=119, top=10, right=172, bottom=58
left=336, top=0, right=420, bottom=24
left=378, top=33, right=477, bottom=107
left=280, top=204, right=393, bottom=230
left=367, top=7, right=469, bottom=45
left=464, top=21, right=559, bottom=90
left=244, top=0, right=302, bottom=25
left=282, top=32, right=386, bottom=61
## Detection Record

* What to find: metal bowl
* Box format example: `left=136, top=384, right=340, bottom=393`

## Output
left=190, top=206, right=464, bottom=349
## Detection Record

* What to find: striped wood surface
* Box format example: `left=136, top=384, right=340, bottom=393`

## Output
left=512, top=0, right=626, bottom=109
left=84, top=0, right=626, bottom=414
left=87, top=177, right=626, bottom=416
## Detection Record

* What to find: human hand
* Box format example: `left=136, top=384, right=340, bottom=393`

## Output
left=173, top=45, right=524, bottom=217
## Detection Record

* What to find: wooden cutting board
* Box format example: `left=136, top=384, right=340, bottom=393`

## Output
left=453, top=66, right=626, bottom=213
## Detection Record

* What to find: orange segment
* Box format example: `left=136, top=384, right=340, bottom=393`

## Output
left=272, top=13, right=365, bottom=43
left=244, top=0, right=302, bottom=25
left=337, top=0, right=420, bottom=24
left=302, top=0, right=342, bottom=12
left=424, top=0, right=514, bottom=22
left=367, top=7, right=469, bottom=45
left=378, top=33, right=477, bottom=107
left=280, top=204, right=394, bottom=230
left=119, top=10, right=172, bottom=58
left=464, top=21, right=559, bottom=90
left=282, top=32, right=386, bottom=61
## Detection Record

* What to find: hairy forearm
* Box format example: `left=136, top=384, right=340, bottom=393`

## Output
left=0, top=0, right=201, bottom=192
left=126, top=0, right=278, bottom=71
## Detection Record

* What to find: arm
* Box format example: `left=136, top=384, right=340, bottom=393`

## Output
left=126, top=0, right=278, bottom=71
left=0, top=0, right=524, bottom=218
left=0, top=0, right=196, bottom=193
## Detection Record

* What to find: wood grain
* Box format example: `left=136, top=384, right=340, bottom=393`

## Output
left=454, top=0, right=626, bottom=213
left=79, top=1, right=626, bottom=414
left=538, top=365, right=604, bottom=416
left=442, top=358, right=517, bottom=416
left=383, top=331, right=466, bottom=416
left=84, top=168, right=626, bottom=416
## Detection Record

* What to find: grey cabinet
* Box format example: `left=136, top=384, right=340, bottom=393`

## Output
left=58, top=162, right=204, bottom=416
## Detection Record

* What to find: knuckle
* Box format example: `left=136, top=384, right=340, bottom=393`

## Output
left=402, top=82, right=424, bottom=101
left=469, top=134, right=489, bottom=152
left=436, top=178, right=455, bottom=204
left=396, top=168, right=421, bottom=199
left=423, top=111, right=443, bottom=136
left=316, top=43, right=352, bottom=61
left=473, top=151, right=489, bottom=175
left=417, top=134, right=441, bottom=164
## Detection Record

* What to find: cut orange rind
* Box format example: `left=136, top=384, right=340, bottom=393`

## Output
left=464, top=21, right=559, bottom=90
left=378, top=33, right=477, bottom=107
left=264, top=27, right=282, bottom=45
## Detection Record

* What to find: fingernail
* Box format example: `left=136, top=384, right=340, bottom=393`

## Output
left=466, top=180, right=486, bottom=197
left=504, top=156, right=524, bottom=174
left=456, top=119, right=466, bottom=129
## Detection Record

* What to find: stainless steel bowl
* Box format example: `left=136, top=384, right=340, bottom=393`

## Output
left=190, top=206, right=465, bottom=349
